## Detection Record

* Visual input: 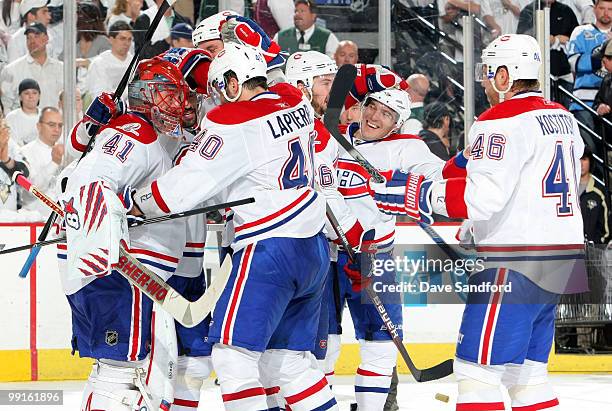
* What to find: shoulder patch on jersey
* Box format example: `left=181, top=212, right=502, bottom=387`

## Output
left=207, top=84, right=305, bottom=125
left=314, top=119, right=332, bottom=153
left=477, top=96, right=567, bottom=122
left=100, top=113, right=157, bottom=144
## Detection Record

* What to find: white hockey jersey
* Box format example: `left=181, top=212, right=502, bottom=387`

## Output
left=431, top=92, right=586, bottom=293
left=59, top=113, right=186, bottom=294
left=335, top=123, right=446, bottom=249
left=137, top=83, right=326, bottom=251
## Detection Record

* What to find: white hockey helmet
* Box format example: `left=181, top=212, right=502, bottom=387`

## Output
left=476, top=34, right=541, bottom=90
left=208, top=43, right=267, bottom=103
left=285, top=51, right=337, bottom=91
left=192, top=10, right=237, bottom=46
left=363, top=89, right=412, bottom=128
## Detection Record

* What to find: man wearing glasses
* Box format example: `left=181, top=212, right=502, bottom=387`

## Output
left=18, top=106, right=63, bottom=216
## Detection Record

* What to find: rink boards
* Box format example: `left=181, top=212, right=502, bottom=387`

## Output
left=0, top=222, right=610, bottom=382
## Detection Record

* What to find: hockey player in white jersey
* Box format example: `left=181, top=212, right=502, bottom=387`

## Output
left=371, top=34, right=587, bottom=411
left=59, top=57, right=194, bottom=411
left=285, top=50, right=361, bottom=373
left=332, top=87, right=447, bottom=410
left=130, top=43, right=339, bottom=411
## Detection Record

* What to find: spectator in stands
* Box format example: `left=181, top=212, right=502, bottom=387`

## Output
left=593, top=39, right=612, bottom=121
left=518, top=0, right=578, bottom=108
left=418, top=102, right=452, bottom=160
left=273, top=0, right=339, bottom=58
left=255, top=0, right=294, bottom=38
left=1, top=0, right=22, bottom=35
left=559, top=0, right=595, bottom=24
left=72, top=1, right=111, bottom=63
left=84, top=21, right=133, bottom=98
left=0, top=116, right=29, bottom=212
left=481, top=0, right=530, bottom=41
left=7, top=0, right=60, bottom=63
left=580, top=145, right=610, bottom=243
left=407, top=73, right=429, bottom=122
left=1, top=23, right=63, bottom=111
left=58, top=89, right=84, bottom=122
left=393, top=0, right=441, bottom=76
left=18, top=106, right=63, bottom=216
left=567, top=0, right=612, bottom=150
left=107, top=0, right=144, bottom=27
left=334, top=40, right=358, bottom=67
left=134, top=0, right=191, bottom=59
left=170, top=22, right=193, bottom=48
left=437, top=0, right=482, bottom=64
left=5, top=79, right=41, bottom=147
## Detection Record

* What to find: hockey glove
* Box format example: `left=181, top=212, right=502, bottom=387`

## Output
left=342, top=228, right=375, bottom=292
left=370, top=171, right=434, bottom=224
left=347, top=64, right=409, bottom=108
left=85, top=92, right=127, bottom=127
left=119, top=185, right=144, bottom=226
left=220, top=15, right=285, bottom=70
left=333, top=220, right=376, bottom=253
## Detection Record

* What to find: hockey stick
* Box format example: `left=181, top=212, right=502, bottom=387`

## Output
left=324, top=64, right=463, bottom=262
left=0, top=199, right=255, bottom=255
left=326, top=204, right=453, bottom=382
left=23, top=0, right=180, bottom=278
left=10, top=174, right=234, bottom=327
left=3, top=175, right=254, bottom=255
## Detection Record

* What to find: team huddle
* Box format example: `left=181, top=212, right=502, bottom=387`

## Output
left=38, top=10, right=586, bottom=411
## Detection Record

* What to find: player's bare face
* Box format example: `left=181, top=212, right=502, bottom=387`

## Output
left=182, top=92, right=198, bottom=128
left=311, top=74, right=335, bottom=115
left=360, top=100, right=397, bottom=141
left=199, top=39, right=224, bottom=58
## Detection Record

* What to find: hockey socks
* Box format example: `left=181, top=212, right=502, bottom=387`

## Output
left=354, top=341, right=396, bottom=410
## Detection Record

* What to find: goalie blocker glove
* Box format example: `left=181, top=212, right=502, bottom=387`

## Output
left=370, top=171, right=434, bottom=225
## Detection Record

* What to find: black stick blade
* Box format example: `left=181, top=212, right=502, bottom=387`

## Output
left=416, top=358, right=454, bottom=382
left=324, top=64, right=357, bottom=134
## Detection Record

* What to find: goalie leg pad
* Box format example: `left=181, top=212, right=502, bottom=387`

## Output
left=173, top=356, right=212, bottom=410
left=354, top=340, right=396, bottom=410
left=211, top=343, right=268, bottom=411
left=260, top=349, right=338, bottom=411
left=81, top=361, right=149, bottom=411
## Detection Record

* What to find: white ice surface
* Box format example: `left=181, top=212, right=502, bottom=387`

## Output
left=0, top=374, right=611, bottom=410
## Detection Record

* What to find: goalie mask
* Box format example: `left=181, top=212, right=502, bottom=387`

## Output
left=476, top=34, right=541, bottom=101
left=128, top=57, right=190, bottom=136
left=359, top=89, right=411, bottom=140
left=207, top=43, right=267, bottom=104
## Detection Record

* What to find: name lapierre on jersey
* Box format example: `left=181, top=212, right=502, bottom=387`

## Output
left=266, top=103, right=314, bottom=139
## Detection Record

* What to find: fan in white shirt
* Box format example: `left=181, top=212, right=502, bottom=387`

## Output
left=5, top=78, right=41, bottom=147
left=84, top=21, right=134, bottom=98
left=7, top=0, right=60, bottom=63
left=18, top=106, right=64, bottom=218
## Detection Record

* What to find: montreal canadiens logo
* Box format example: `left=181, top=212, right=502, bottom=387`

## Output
left=63, top=197, right=81, bottom=230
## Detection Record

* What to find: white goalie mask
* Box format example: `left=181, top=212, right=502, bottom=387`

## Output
left=476, top=34, right=542, bottom=100
left=207, top=43, right=267, bottom=103
left=285, top=51, right=338, bottom=98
